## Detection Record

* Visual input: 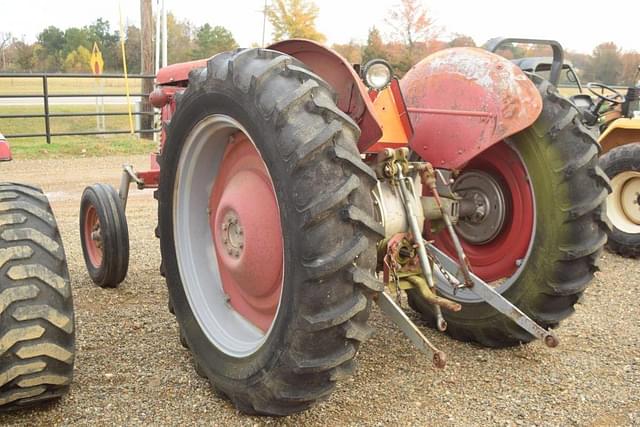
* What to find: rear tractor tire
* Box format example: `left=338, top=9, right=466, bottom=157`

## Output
left=0, top=183, right=74, bottom=411
left=409, top=75, right=610, bottom=347
left=599, top=142, right=640, bottom=258
left=79, top=184, right=129, bottom=288
left=157, top=49, right=382, bottom=415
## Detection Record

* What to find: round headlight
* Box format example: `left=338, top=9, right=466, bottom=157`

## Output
left=363, top=59, right=392, bottom=90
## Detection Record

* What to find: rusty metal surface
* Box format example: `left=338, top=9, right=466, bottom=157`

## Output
left=400, top=47, right=542, bottom=169
left=269, top=39, right=383, bottom=152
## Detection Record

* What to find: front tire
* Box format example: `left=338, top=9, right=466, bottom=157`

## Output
left=409, top=76, right=610, bottom=347
left=79, top=184, right=129, bottom=288
left=600, top=142, right=640, bottom=258
left=0, top=183, right=74, bottom=411
left=158, top=49, right=382, bottom=415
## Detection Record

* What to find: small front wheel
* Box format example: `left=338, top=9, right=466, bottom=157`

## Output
left=79, top=184, right=129, bottom=287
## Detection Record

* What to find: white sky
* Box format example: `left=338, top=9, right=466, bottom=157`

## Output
left=3, top=0, right=639, bottom=54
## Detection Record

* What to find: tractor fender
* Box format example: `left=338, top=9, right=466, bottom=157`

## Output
left=598, top=118, right=640, bottom=154
left=269, top=39, right=383, bottom=152
left=0, top=133, right=12, bottom=161
left=400, top=47, right=542, bottom=169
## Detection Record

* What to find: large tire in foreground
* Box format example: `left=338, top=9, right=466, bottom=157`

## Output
left=599, top=142, right=640, bottom=258
left=0, top=183, right=74, bottom=411
left=158, top=49, right=382, bottom=415
left=409, top=75, right=611, bottom=347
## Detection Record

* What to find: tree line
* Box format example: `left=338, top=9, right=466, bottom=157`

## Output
left=0, top=0, right=637, bottom=86
left=0, top=15, right=238, bottom=74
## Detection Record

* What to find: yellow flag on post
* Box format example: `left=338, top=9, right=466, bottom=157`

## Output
left=90, top=42, right=104, bottom=75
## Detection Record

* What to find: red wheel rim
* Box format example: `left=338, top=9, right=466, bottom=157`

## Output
left=432, top=142, right=534, bottom=282
left=84, top=205, right=103, bottom=268
left=208, top=132, right=284, bottom=332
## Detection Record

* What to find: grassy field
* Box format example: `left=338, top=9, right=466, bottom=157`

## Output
left=0, top=76, right=143, bottom=95
left=0, top=105, right=156, bottom=159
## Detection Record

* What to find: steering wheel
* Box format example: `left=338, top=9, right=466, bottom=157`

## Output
left=586, top=82, right=626, bottom=105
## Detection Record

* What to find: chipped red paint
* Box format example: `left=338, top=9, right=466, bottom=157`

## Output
left=401, top=48, right=542, bottom=170
left=269, top=39, right=383, bottom=152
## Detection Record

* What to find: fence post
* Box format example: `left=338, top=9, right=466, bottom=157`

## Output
left=42, top=75, right=51, bottom=144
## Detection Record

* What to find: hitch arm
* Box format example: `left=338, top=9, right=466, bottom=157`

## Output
left=428, top=244, right=559, bottom=348
left=375, top=292, right=446, bottom=368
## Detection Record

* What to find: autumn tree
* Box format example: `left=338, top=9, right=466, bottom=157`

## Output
left=386, top=0, right=439, bottom=64
left=86, top=19, right=120, bottom=70
left=621, top=51, right=640, bottom=85
left=37, top=26, right=66, bottom=70
left=362, top=27, right=388, bottom=64
left=11, top=41, right=36, bottom=71
left=63, top=27, right=91, bottom=57
left=0, top=32, right=13, bottom=70
left=267, top=0, right=326, bottom=43
left=193, top=24, right=238, bottom=59
left=448, top=34, right=475, bottom=48
left=332, top=41, right=362, bottom=64
left=125, top=25, right=141, bottom=74
left=166, top=13, right=194, bottom=64
left=63, top=46, right=91, bottom=72
left=591, top=42, right=623, bottom=84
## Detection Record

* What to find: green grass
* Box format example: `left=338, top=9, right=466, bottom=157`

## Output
left=0, top=105, right=156, bottom=159
left=0, top=77, right=143, bottom=96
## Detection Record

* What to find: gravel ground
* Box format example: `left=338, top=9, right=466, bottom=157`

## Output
left=2, top=155, right=639, bottom=426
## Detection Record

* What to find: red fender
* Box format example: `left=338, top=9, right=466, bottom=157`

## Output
left=269, top=39, right=383, bottom=152
left=400, top=48, right=542, bottom=169
left=0, top=134, right=12, bottom=161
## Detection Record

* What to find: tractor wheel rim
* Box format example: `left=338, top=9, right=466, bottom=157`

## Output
left=174, top=115, right=284, bottom=357
left=608, top=171, right=640, bottom=233
left=84, top=205, right=103, bottom=268
left=432, top=142, right=536, bottom=303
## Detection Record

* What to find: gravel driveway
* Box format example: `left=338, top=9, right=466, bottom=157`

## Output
left=2, top=155, right=639, bottom=426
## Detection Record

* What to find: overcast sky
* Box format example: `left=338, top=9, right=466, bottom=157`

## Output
left=3, top=0, right=639, bottom=55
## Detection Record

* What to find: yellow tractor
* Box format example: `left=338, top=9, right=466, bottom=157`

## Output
left=591, top=73, right=640, bottom=258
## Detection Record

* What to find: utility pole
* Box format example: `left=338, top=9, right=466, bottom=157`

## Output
left=155, top=0, right=160, bottom=72
left=140, top=0, right=154, bottom=139
left=262, top=0, right=268, bottom=47
left=162, top=0, right=167, bottom=67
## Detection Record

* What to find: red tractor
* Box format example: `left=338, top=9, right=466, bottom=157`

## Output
left=0, top=134, right=75, bottom=411
left=79, top=40, right=608, bottom=415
